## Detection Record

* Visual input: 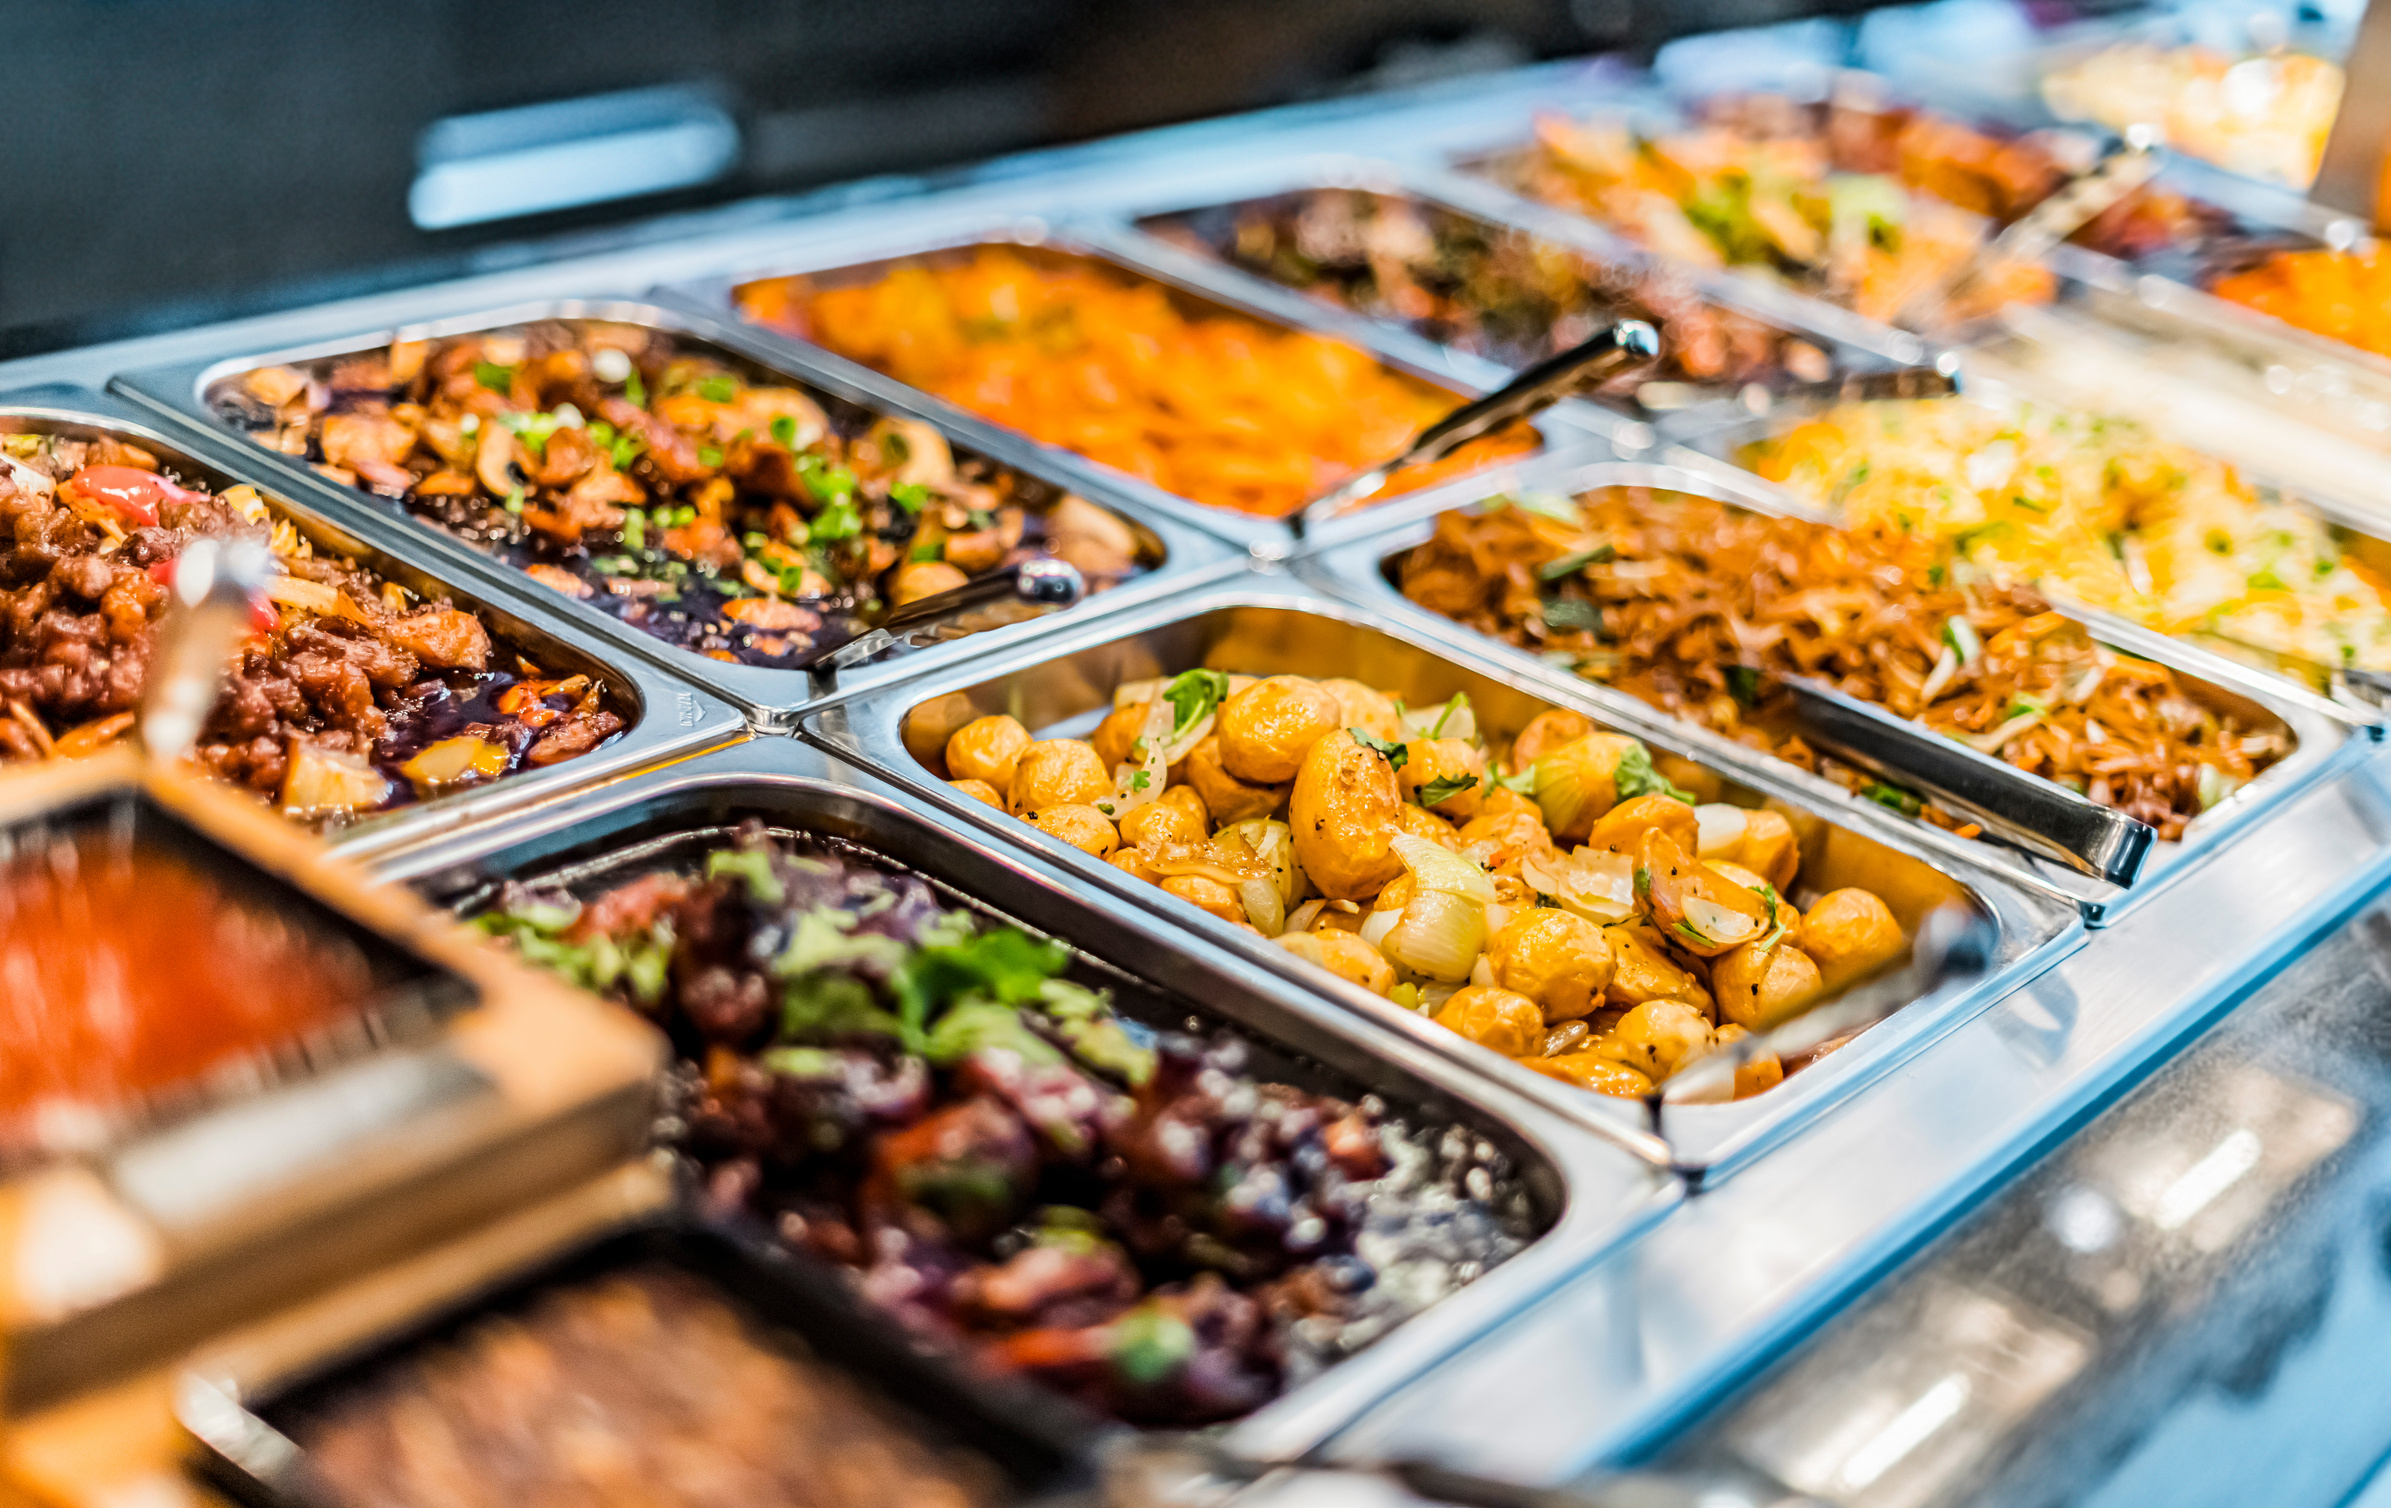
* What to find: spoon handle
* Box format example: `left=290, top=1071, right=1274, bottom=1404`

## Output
left=1295, top=318, right=1662, bottom=537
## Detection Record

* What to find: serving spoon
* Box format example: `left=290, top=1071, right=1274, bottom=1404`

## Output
left=1290, top=319, right=1664, bottom=539
left=140, top=536, right=277, bottom=768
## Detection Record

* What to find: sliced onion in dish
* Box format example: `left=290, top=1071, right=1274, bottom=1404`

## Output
left=1390, top=832, right=1496, bottom=903
left=1517, top=847, right=1637, bottom=924
left=1693, top=803, right=1749, bottom=859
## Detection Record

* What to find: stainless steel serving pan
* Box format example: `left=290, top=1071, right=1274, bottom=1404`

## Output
left=654, top=216, right=1590, bottom=555
left=0, top=384, right=745, bottom=861
left=1085, top=148, right=1918, bottom=413
left=1652, top=361, right=2391, bottom=729
left=797, top=575, right=2083, bottom=1178
left=371, top=734, right=1677, bottom=1463
left=1300, top=451, right=2362, bottom=925
left=108, top=298, right=1241, bottom=728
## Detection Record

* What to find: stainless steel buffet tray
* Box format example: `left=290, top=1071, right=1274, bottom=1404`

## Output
left=1303, top=452, right=2365, bottom=924
left=1653, top=362, right=2391, bottom=727
left=371, top=734, right=1678, bottom=1462
left=799, top=574, right=2083, bottom=1177
left=108, top=297, right=1240, bottom=728
left=658, top=215, right=1584, bottom=553
left=0, top=384, right=745, bottom=862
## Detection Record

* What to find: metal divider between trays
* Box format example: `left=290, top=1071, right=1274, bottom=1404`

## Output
left=105, top=296, right=1247, bottom=732
left=363, top=731, right=1684, bottom=1466
left=1288, top=444, right=2373, bottom=929
left=787, top=566, right=2084, bottom=1179
left=0, top=382, right=749, bottom=864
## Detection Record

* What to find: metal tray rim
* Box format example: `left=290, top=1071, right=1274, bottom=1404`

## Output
left=0, top=383, right=747, bottom=862
left=106, top=296, right=1242, bottom=726
left=1296, top=451, right=2364, bottom=926
left=793, top=571, right=2086, bottom=1176
left=365, top=736, right=1685, bottom=1460
left=652, top=216, right=1590, bottom=552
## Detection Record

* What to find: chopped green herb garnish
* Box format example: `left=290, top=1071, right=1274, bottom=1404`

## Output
left=697, top=375, right=738, bottom=403
left=1161, top=668, right=1232, bottom=737
left=1725, top=665, right=1763, bottom=707
left=769, top=414, right=798, bottom=449
left=1612, top=742, right=1693, bottom=804
left=473, top=360, right=513, bottom=395
left=1538, top=544, right=1616, bottom=581
left=1860, top=781, right=1923, bottom=817
left=1542, top=598, right=1602, bottom=633
left=1417, top=772, right=1479, bottom=806
left=697, top=445, right=724, bottom=468
left=890, top=481, right=930, bottom=515
left=1350, top=727, right=1409, bottom=769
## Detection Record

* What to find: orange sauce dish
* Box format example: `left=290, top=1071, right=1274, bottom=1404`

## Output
left=739, top=247, right=1539, bottom=519
left=0, top=830, right=374, bottom=1154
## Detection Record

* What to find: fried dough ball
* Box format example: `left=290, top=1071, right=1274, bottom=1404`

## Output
left=1487, top=909, right=1617, bottom=1022
left=1521, top=1053, right=1653, bottom=1097
left=1606, top=999, right=1716, bottom=1081
left=1027, top=804, right=1119, bottom=858
left=950, top=778, right=1007, bottom=810
left=1456, top=802, right=1554, bottom=868
left=1604, top=922, right=1713, bottom=1013
left=1434, top=985, right=1545, bottom=1057
left=1710, top=940, right=1824, bottom=1031
left=1398, top=738, right=1486, bottom=820
left=1733, top=809, right=1801, bottom=892
left=1394, top=803, right=1461, bottom=848
left=1585, top=793, right=1699, bottom=856
left=1109, top=847, right=1158, bottom=881
left=1289, top=729, right=1406, bottom=900
left=946, top=714, right=1030, bottom=789
left=1277, top=930, right=1398, bottom=996
left=1184, top=735, right=1289, bottom=825
left=1118, top=797, right=1205, bottom=849
left=1511, top=708, right=1596, bottom=770
left=1162, top=873, right=1245, bottom=923
left=1319, top=678, right=1404, bottom=743
left=1801, top=889, right=1906, bottom=990
left=1091, top=702, right=1153, bottom=769
left=1157, top=782, right=1207, bottom=829
left=1009, top=739, right=1112, bottom=813
left=1713, top=1023, right=1786, bottom=1098
left=1217, top=675, right=1342, bottom=784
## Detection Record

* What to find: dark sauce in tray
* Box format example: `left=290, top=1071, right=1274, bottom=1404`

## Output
left=467, top=821, right=1537, bottom=1429
left=211, top=322, right=1156, bottom=670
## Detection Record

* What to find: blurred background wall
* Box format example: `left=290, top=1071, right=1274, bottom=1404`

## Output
left=4, top=0, right=1962, bottom=356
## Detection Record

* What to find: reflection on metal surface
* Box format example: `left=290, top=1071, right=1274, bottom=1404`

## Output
left=1732, top=1281, right=2090, bottom=1508
left=1660, top=887, right=2391, bottom=1507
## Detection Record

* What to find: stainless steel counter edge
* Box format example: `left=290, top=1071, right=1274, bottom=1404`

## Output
left=794, top=568, right=2084, bottom=1177
left=647, top=216, right=1600, bottom=554
left=1294, top=450, right=2371, bottom=928
left=0, top=382, right=749, bottom=863
left=365, top=732, right=1685, bottom=1463
left=1323, top=743, right=2391, bottom=1484
left=103, top=295, right=1245, bottom=728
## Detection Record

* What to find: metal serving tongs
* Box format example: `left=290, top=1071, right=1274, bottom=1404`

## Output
left=1290, top=319, right=1664, bottom=540
left=1656, top=904, right=1998, bottom=1117
left=807, top=556, right=1085, bottom=686
left=1896, top=127, right=2160, bottom=333
left=1106, top=1434, right=1827, bottom=1508
left=139, top=536, right=277, bottom=768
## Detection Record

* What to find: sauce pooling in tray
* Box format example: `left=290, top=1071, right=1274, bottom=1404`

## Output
left=0, top=831, right=373, bottom=1155
left=292, top=1267, right=1004, bottom=1508
left=213, top=322, right=1150, bottom=669
left=474, top=823, right=1531, bottom=1426
left=0, top=431, right=620, bottom=821
left=739, top=246, right=1541, bottom=520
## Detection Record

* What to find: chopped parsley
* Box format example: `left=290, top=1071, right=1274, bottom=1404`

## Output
left=1860, top=781, right=1922, bottom=816
left=1611, top=742, right=1692, bottom=804
left=1161, top=669, right=1231, bottom=737
left=1350, top=727, right=1409, bottom=770
left=1538, top=544, right=1615, bottom=581
left=473, top=360, right=514, bottom=395
left=769, top=414, right=798, bottom=449
left=696, top=374, right=739, bottom=403
left=1417, top=772, right=1480, bottom=806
